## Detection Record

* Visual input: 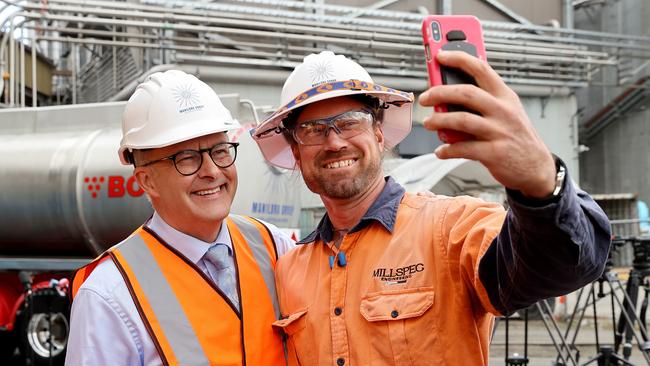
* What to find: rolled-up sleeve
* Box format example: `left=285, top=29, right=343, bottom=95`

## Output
left=478, top=167, right=612, bottom=315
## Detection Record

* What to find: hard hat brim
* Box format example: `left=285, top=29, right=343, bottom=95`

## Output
left=252, top=80, right=414, bottom=169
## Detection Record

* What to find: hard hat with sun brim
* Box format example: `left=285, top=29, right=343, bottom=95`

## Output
left=118, top=70, right=241, bottom=165
left=252, top=51, right=414, bottom=170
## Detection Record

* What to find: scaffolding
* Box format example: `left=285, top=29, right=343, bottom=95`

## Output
left=0, top=0, right=648, bottom=107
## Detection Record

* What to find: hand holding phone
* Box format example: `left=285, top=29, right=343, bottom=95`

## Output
left=421, top=15, right=487, bottom=144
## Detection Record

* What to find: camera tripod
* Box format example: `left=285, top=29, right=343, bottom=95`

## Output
left=499, top=298, right=579, bottom=366
left=499, top=237, right=650, bottom=365
left=613, top=238, right=650, bottom=362
left=551, top=237, right=650, bottom=365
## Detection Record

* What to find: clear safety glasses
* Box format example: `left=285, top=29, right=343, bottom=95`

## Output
left=292, top=109, right=375, bottom=146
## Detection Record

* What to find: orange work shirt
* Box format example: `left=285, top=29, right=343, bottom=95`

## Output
left=273, top=192, right=506, bottom=366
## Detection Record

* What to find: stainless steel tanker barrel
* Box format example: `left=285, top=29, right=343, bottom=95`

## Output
left=0, top=103, right=153, bottom=257
left=0, top=99, right=307, bottom=258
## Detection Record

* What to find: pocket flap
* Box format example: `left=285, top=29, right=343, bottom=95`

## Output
left=360, top=287, right=434, bottom=322
left=272, top=308, right=308, bottom=335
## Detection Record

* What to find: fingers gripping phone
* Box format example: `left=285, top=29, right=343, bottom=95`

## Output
left=421, top=15, right=487, bottom=144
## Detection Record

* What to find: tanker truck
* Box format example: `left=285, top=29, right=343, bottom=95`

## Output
left=0, top=96, right=307, bottom=365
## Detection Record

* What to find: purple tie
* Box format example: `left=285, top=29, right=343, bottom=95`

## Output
left=203, top=244, right=240, bottom=311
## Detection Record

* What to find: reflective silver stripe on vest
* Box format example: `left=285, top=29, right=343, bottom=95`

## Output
left=117, top=235, right=210, bottom=366
left=229, top=215, right=281, bottom=319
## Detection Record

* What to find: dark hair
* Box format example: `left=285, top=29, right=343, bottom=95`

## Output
left=281, top=94, right=385, bottom=144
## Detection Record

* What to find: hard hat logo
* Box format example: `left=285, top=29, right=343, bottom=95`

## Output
left=172, top=84, right=204, bottom=114
left=308, top=59, right=335, bottom=87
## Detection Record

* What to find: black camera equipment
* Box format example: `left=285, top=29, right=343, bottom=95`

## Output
left=498, top=299, right=579, bottom=366
left=504, top=309, right=529, bottom=365
left=552, top=237, right=650, bottom=365
left=613, top=237, right=650, bottom=361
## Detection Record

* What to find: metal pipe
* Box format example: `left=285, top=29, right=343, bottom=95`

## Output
left=71, top=42, right=76, bottom=104
left=112, top=23, right=116, bottom=93
left=563, top=0, right=574, bottom=29
left=45, top=0, right=415, bottom=37
left=22, top=29, right=610, bottom=78
left=31, top=37, right=36, bottom=107
left=0, top=0, right=642, bottom=107
left=19, top=32, right=24, bottom=107
left=344, top=0, right=399, bottom=19
left=240, top=98, right=261, bottom=125
left=35, top=0, right=650, bottom=45
left=107, top=63, right=179, bottom=101
left=22, top=12, right=419, bottom=54
left=157, top=0, right=425, bottom=21
left=437, top=0, right=452, bottom=15
left=20, top=21, right=611, bottom=63
left=9, top=15, right=14, bottom=105
left=6, top=1, right=638, bottom=57
left=483, top=19, right=650, bottom=43
left=480, top=0, right=532, bottom=25
left=22, top=1, right=416, bottom=42
left=26, top=12, right=618, bottom=70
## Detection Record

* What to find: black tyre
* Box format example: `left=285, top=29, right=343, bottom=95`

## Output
left=0, top=329, right=19, bottom=363
left=17, top=287, right=70, bottom=366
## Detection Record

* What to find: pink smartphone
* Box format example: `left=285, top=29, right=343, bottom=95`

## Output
left=421, top=15, right=487, bottom=144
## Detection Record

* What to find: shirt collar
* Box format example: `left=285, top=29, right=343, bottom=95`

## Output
left=299, top=176, right=405, bottom=244
left=145, top=211, right=232, bottom=263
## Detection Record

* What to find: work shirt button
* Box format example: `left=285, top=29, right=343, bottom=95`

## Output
left=334, top=307, right=342, bottom=316
left=391, top=310, right=399, bottom=318
left=337, top=358, right=345, bottom=366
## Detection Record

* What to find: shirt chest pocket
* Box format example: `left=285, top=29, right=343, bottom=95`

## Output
left=272, top=308, right=316, bottom=366
left=360, top=287, right=436, bottom=366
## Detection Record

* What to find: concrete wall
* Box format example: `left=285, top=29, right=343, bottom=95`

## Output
left=576, top=0, right=650, bottom=203
left=326, top=0, right=563, bottom=25
left=581, top=109, right=650, bottom=202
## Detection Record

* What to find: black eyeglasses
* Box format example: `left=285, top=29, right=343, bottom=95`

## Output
left=140, top=142, right=239, bottom=176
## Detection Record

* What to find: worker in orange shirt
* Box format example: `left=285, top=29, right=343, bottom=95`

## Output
left=252, top=51, right=611, bottom=365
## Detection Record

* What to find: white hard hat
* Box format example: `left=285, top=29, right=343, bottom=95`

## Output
left=252, top=51, right=414, bottom=169
left=118, top=70, right=240, bottom=165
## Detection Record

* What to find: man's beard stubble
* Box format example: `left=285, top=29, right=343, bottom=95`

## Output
left=303, top=151, right=382, bottom=199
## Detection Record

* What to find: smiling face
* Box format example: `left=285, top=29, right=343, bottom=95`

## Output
left=133, top=132, right=237, bottom=242
left=290, top=96, right=385, bottom=200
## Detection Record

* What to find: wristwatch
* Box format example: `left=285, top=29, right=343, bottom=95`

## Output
left=551, top=158, right=567, bottom=197
left=531, top=156, right=567, bottom=203
left=507, top=156, right=567, bottom=205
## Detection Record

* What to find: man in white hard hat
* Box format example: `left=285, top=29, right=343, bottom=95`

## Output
left=252, top=51, right=611, bottom=365
left=66, top=70, right=291, bottom=365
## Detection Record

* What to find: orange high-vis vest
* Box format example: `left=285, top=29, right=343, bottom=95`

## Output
left=72, top=215, right=286, bottom=366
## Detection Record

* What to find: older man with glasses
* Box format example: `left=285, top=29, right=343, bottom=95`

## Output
left=66, top=70, right=293, bottom=366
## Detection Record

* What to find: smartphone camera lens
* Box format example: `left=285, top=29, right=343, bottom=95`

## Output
left=431, top=21, right=441, bottom=42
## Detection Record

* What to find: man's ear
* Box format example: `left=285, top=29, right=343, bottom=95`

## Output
left=290, top=144, right=302, bottom=169
left=134, top=167, right=160, bottom=199
left=374, top=125, right=385, bottom=150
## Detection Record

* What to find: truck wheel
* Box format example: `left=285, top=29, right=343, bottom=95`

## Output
left=17, top=288, right=70, bottom=366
